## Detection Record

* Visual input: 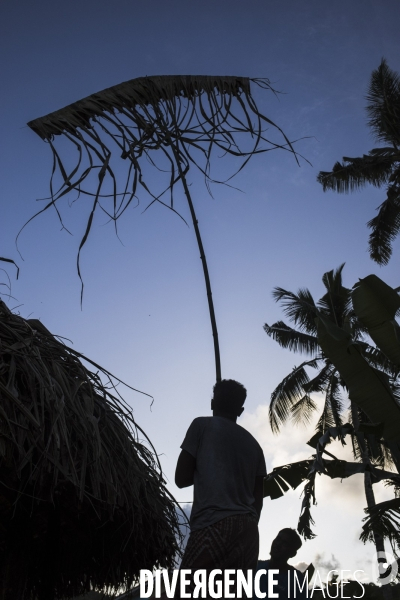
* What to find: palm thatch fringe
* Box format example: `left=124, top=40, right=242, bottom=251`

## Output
left=25, top=75, right=297, bottom=225
left=0, top=258, right=19, bottom=280
left=0, top=300, right=181, bottom=600
left=25, top=74, right=301, bottom=383
left=0, top=257, right=19, bottom=301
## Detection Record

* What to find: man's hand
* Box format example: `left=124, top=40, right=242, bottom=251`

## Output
left=253, top=475, right=264, bottom=521
left=175, top=449, right=196, bottom=488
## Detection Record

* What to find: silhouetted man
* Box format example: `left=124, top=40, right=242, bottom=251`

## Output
left=175, top=379, right=266, bottom=598
left=254, top=528, right=307, bottom=599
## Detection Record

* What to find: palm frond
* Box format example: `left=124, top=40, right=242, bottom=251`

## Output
left=317, top=151, right=397, bottom=193
left=271, top=287, right=318, bottom=334
left=315, top=374, right=344, bottom=436
left=298, top=479, right=317, bottom=540
left=366, top=58, right=400, bottom=147
left=318, top=264, right=352, bottom=324
left=347, top=405, right=360, bottom=461
left=0, top=257, right=19, bottom=278
left=263, top=321, right=319, bottom=355
left=349, top=402, right=394, bottom=468
left=367, top=184, right=400, bottom=265
left=317, top=61, right=400, bottom=266
left=303, top=361, right=335, bottom=393
left=385, top=477, right=400, bottom=497
left=0, top=257, right=19, bottom=300
left=291, top=394, right=318, bottom=427
left=381, top=442, right=397, bottom=470
left=360, top=341, right=398, bottom=375
left=269, top=358, right=321, bottom=433
left=328, top=374, right=345, bottom=428
left=365, top=433, right=391, bottom=468
left=361, top=498, right=400, bottom=557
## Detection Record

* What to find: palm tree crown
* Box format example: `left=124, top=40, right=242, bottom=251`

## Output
left=264, top=264, right=395, bottom=468
left=317, top=59, right=400, bottom=265
left=265, top=267, right=400, bottom=597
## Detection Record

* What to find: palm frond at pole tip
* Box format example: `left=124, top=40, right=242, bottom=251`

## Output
left=26, top=74, right=300, bottom=384
left=26, top=74, right=299, bottom=262
left=0, top=300, right=182, bottom=599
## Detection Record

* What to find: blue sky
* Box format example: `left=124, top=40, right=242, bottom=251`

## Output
left=2, top=0, right=400, bottom=583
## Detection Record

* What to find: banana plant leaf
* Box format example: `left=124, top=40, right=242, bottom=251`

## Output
left=316, top=316, right=400, bottom=441
left=263, top=459, right=313, bottom=499
left=264, top=457, right=399, bottom=499
left=352, top=275, right=400, bottom=367
left=265, top=421, right=400, bottom=546
left=307, top=422, right=353, bottom=449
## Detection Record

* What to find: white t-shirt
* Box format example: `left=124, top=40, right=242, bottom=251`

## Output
left=181, top=416, right=267, bottom=531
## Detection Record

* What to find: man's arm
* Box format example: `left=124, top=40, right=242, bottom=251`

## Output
left=175, top=449, right=196, bottom=488
left=253, top=475, right=264, bottom=521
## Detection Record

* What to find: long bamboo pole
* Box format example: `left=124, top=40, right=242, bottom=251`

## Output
left=169, top=143, right=221, bottom=383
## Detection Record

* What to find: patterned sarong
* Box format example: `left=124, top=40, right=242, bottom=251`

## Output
left=175, top=513, right=259, bottom=599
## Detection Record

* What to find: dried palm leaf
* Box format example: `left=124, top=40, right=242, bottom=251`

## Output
left=0, top=301, right=181, bottom=600
left=0, top=257, right=19, bottom=301
left=26, top=75, right=300, bottom=383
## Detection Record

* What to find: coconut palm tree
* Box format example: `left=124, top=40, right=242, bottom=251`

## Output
left=317, top=59, right=400, bottom=266
left=267, top=265, right=379, bottom=433
left=264, top=264, right=399, bottom=450
left=264, top=265, right=398, bottom=598
left=25, top=75, right=300, bottom=383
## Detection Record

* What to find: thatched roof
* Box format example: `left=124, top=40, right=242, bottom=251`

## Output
left=0, top=301, right=181, bottom=600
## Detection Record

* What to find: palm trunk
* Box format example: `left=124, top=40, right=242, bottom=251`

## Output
left=170, top=144, right=221, bottom=383
left=352, top=403, right=393, bottom=600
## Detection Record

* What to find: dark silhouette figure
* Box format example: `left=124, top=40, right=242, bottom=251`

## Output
left=254, top=529, right=307, bottom=599
left=175, top=379, right=267, bottom=598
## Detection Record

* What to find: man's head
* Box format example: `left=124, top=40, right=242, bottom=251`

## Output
left=270, top=528, right=302, bottom=563
left=211, top=379, right=247, bottom=418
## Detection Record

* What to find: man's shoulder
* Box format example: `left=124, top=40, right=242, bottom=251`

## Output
left=189, top=416, right=212, bottom=428
left=184, top=416, right=211, bottom=436
left=236, top=423, right=264, bottom=451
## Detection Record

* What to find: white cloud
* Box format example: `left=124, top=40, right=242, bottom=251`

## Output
left=314, top=552, right=341, bottom=572
left=294, top=561, right=308, bottom=573
left=240, top=402, right=318, bottom=470
left=241, top=403, right=393, bottom=514
left=240, top=401, right=395, bottom=579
